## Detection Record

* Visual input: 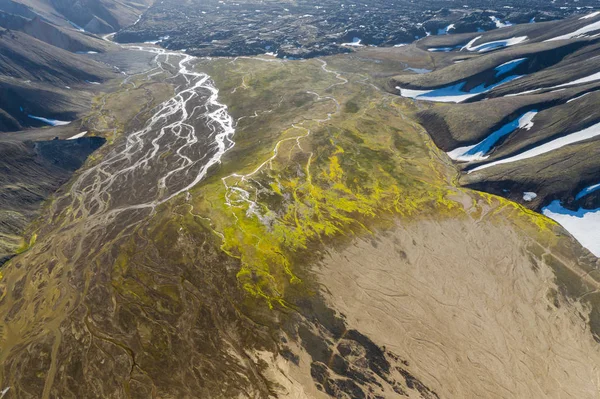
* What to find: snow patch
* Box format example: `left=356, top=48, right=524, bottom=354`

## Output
left=437, top=24, right=455, bottom=35
left=145, top=35, right=170, bottom=45
left=470, top=120, right=600, bottom=172
left=545, top=19, right=600, bottom=41
left=523, top=192, right=537, bottom=201
left=490, top=16, right=512, bottom=28
left=428, top=47, right=455, bottom=52
left=447, top=111, right=537, bottom=162
left=495, top=58, right=527, bottom=77
left=505, top=71, right=600, bottom=97
left=396, top=74, right=522, bottom=103
left=463, top=36, right=527, bottom=52
left=341, top=37, right=364, bottom=47
left=575, top=182, right=600, bottom=200
left=543, top=200, right=600, bottom=257
left=580, top=11, right=600, bottom=20
left=28, top=115, right=71, bottom=126
left=567, top=92, right=593, bottom=103
left=68, top=131, right=88, bottom=140
left=553, top=71, right=600, bottom=88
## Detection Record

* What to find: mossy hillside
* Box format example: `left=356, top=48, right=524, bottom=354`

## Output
left=189, top=54, right=582, bottom=311
left=188, top=57, right=463, bottom=307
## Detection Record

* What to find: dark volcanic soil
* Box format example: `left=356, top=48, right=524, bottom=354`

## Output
left=0, top=137, right=105, bottom=263
left=114, top=0, right=594, bottom=58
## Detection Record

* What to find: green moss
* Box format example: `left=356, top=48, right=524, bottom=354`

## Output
left=392, top=131, right=414, bottom=154
left=15, top=233, right=37, bottom=254
left=196, top=74, right=462, bottom=307
left=344, top=101, right=360, bottom=113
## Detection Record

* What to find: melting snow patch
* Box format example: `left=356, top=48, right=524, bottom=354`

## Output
left=470, top=120, right=600, bottom=172
left=542, top=200, right=600, bottom=257
left=523, top=192, right=537, bottom=201
left=567, top=92, right=593, bottom=103
left=28, top=115, right=71, bottom=126
left=495, top=58, right=527, bottom=77
left=76, top=51, right=98, bottom=54
left=505, top=88, right=542, bottom=97
left=504, top=71, right=600, bottom=97
left=341, top=37, right=364, bottom=47
left=553, top=71, right=600, bottom=88
left=437, top=24, right=456, bottom=35
left=396, top=74, right=521, bottom=103
left=545, top=19, right=600, bottom=41
left=68, top=131, right=88, bottom=140
left=462, top=36, right=527, bottom=52
left=490, top=16, right=512, bottom=28
left=580, top=11, right=600, bottom=20
left=575, top=182, right=600, bottom=200
left=447, top=111, right=537, bottom=162
left=145, top=35, right=170, bottom=45
left=428, top=47, right=455, bottom=52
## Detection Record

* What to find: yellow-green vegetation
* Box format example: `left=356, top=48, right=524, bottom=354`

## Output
left=188, top=57, right=462, bottom=307
left=475, top=190, right=557, bottom=232
left=15, top=233, right=37, bottom=254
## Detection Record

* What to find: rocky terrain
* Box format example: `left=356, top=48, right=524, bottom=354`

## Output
left=0, top=1, right=599, bottom=399
left=392, top=11, right=600, bottom=256
left=114, top=0, right=595, bottom=58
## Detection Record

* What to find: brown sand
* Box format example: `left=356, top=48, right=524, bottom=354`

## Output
left=313, top=216, right=600, bottom=398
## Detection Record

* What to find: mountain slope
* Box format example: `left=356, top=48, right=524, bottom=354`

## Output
left=0, top=30, right=114, bottom=84
left=0, top=11, right=111, bottom=52
left=1, top=0, right=153, bottom=33
left=0, top=137, right=105, bottom=263
left=392, top=11, right=600, bottom=256
left=0, top=26, right=118, bottom=132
